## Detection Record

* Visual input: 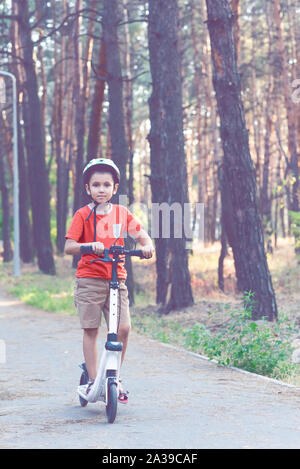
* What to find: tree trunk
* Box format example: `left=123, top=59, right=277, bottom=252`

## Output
left=274, top=148, right=283, bottom=248
left=250, top=6, right=262, bottom=188
left=102, top=0, right=134, bottom=304
left=148, top=0, right=194, bottom=313
left=273, top=0, right=299, bottom=212
left=260, top=20, right=274, bottom=254
left=10, top=5, right=34, bottom=263
left=72, top=0, right=87, bottom=215
left=190, top=0, right=206, bottom=244
left=122, top=0, right=134, bottom=206
left=147, top=104, right=170, bottom=305
left=102, top=0, right=129, bottom=196
left=53, top=0, right=70, bottom=255
left=217, top=162, right=229, bottom=291
left=17, top=0, right=55, bottom=274
left=86, top=38, right=106, bottom=160
left=71, top=0, right=97, bottom=267
left=205, top=0, right=277, bottom=320
left=230, top=0, right=240, bottom=63
left=34, top=0, right=47, bottom=161
left=17, top=113, right=34, bottom=262
left=0, top=113, right=13, bottom=262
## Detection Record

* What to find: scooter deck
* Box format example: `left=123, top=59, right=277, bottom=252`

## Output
left=77, top=349, right=121, bottom=403
left=77, top=384, right=106, bottom=403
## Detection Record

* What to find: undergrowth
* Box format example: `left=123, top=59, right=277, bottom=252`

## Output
left=183, top=292, right=298, bottom=381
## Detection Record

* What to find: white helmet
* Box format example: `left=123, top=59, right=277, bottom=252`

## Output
left=83, top=158, right=120, bottom=185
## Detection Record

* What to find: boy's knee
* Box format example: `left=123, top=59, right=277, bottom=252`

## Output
left=118, top=323, right=131, bottom=339
left=84, top=327, right=99, bottom=338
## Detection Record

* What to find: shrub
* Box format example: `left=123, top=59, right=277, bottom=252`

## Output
left=183, top=293, right=297, bottom=381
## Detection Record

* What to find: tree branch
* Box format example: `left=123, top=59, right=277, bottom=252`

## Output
left=0, top=14, right=20, bottom=21
left=31, top=8, right=102, bottom=44
left=118, top=17, right=148, bottom=26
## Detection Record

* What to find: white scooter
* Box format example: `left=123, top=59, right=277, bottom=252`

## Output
left=77, top=244, right=144, bottom=423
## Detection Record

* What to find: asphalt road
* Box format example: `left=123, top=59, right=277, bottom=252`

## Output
left=1, top=287, right=300, bottom=449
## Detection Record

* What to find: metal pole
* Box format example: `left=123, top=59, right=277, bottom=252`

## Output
left=0, top=71, right=20, bottom=276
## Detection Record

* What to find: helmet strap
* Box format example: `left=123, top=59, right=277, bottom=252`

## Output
left=85, top=201, right=99, bottom=242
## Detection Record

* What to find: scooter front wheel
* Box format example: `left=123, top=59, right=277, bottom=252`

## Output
left=106, top=381, right=118, bottom=423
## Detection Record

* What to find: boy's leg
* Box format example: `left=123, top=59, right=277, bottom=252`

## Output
left=83, top=328, right=99, bottom=380
left=75, top=278, right=109, bottom=380
left=117, top=322, right=131, bottom=367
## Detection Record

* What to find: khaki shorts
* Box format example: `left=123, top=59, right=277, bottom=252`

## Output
left=74, top=277, right=130, bottom=330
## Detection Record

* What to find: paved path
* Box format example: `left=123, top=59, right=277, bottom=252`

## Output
left=1, top=288, right=300, bottom=449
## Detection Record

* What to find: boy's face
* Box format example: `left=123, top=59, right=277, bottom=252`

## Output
left=85, top=171, right=118, bottom=204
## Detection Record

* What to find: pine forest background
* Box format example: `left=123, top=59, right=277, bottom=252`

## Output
left=0, top=0, right=300, bottom=318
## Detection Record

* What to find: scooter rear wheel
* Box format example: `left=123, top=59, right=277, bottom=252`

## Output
left=79, top=371, right=89, bottom=407
left=106, top=381, right=118, bottom=423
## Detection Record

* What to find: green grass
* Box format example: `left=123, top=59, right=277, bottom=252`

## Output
left=9, top=276, right=75, bottom=314
left=131, top=312, right=184, bottom=346
left=0, top=264, right=76, bottom=315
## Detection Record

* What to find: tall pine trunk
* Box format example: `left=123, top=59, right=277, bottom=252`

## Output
left=205, top=0, right=277, bottom=320
left=72, top=0, right=87, bottom=216
left=273, top=0, right=299, bottom=212
left=148, top=0, right=194, bottom=313
left=71, top=0, right=96, bottom=267
left=17, top=114, right=34, bottom=262
left=86, top=38, right=106, bottom=160
left=0, top=113, right=13, bottom=262
left=17, top=0, right=55, bottom=274
left=260, top=5, right=274, bottom=253
left=102, top=0, right=129, bottom=196
left=10, top=5, right=34, bottom=263
left=102, top=0, right=134, bottom=304
left=53, top=0, right=70, bottom=255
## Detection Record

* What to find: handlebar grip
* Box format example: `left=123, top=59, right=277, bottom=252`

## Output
left=128, top=249, right=144, bottom=258
left=80, top=245, right=94, bottom=255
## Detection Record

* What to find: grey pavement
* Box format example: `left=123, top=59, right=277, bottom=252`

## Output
left=1, top=287, right=300, bottom=449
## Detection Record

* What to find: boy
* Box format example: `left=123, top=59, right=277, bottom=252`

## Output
left=64, top=158, right=154, bottom=402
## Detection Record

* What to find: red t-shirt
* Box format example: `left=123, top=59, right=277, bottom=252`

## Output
left=65, top=204, right=141, bottom=279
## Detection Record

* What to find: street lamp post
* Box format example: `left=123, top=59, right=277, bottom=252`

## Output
left=0, top=71, right=20, bottom=276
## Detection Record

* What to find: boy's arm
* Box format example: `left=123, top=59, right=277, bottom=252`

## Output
left=135, top=229, right=154, bottom=259
left=64, top=238, right=104, bottom=256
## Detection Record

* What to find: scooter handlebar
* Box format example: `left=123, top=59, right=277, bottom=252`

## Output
left=80, top=245, right=145, bottom=259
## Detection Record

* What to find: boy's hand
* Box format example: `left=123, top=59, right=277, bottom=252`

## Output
left=91, top=242, right=104, bottom=256
left=141, top=244, right=154, bottom=259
